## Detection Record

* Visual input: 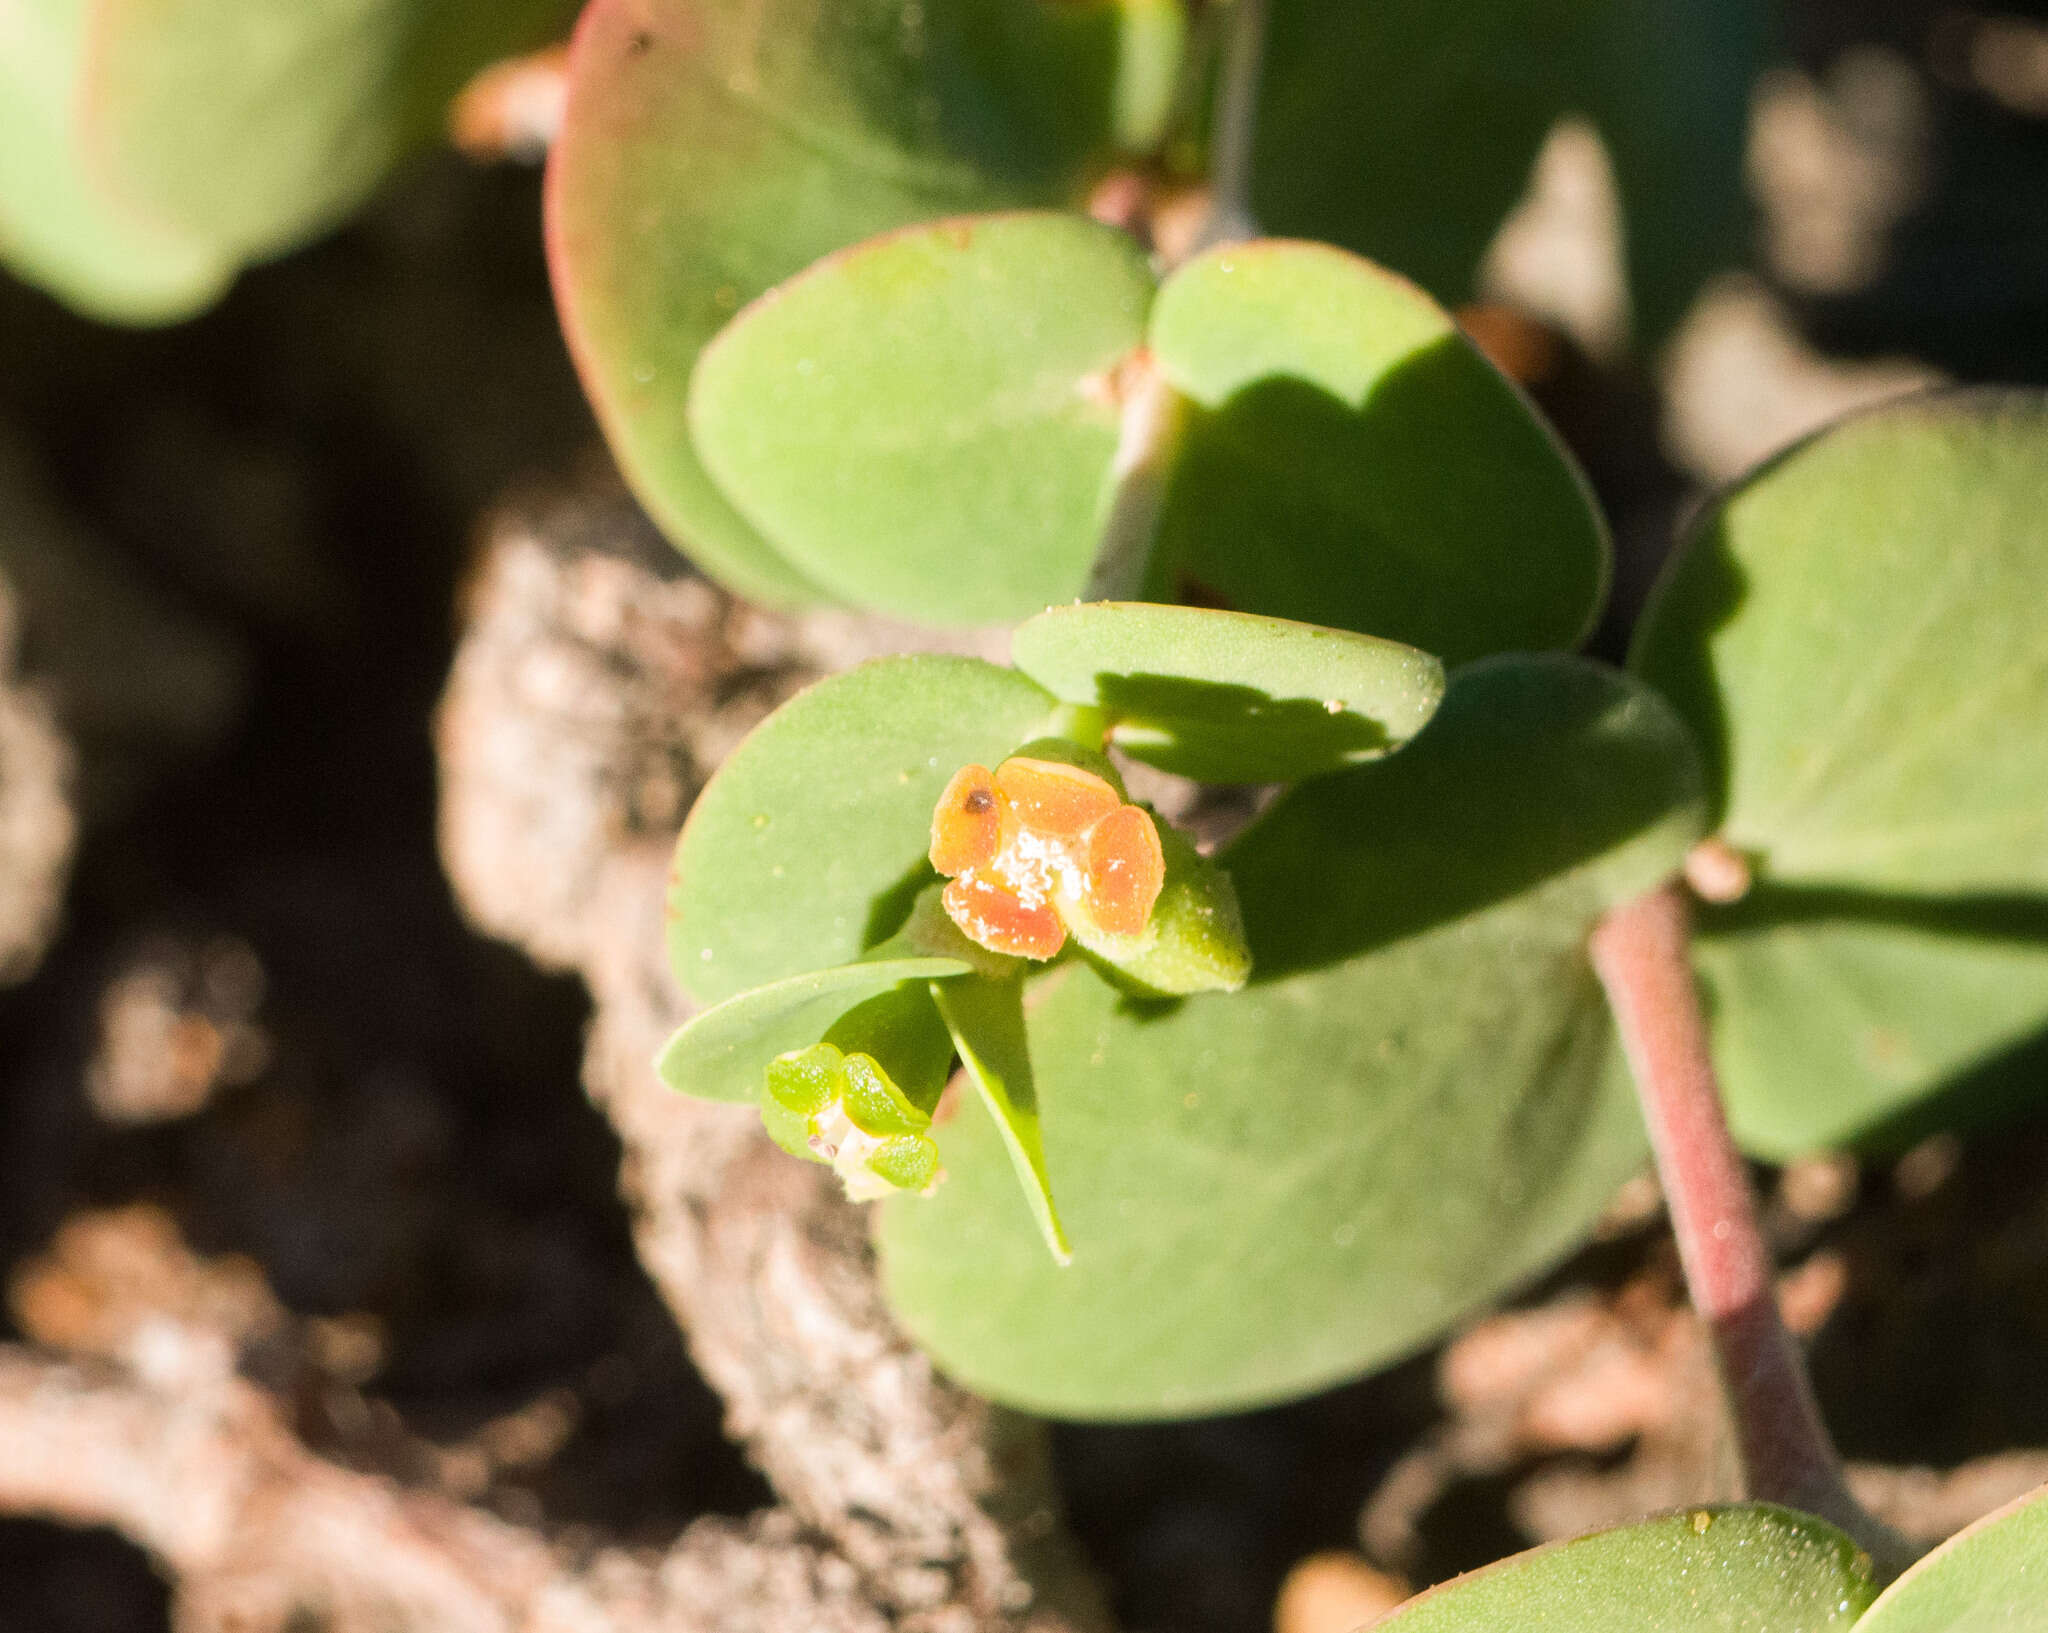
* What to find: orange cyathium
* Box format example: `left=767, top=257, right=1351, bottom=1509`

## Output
left=929, top=756, right=1166, bottom=960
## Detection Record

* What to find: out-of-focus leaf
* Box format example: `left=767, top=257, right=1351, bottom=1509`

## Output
left=1252, top=0, right=1766, bottom=346
left=0, top=0, right=228, bottom=323
left=1373, top=1506, right=1879, bottom=1631
left=89, top=0, right=577, bottom=258
left=1856, top=1482, right=2048, bottom=1632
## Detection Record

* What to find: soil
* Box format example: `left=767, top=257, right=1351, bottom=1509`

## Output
left=1, top=5, right=2045, bottom=1629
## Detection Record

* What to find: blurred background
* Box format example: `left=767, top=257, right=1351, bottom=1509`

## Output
left=2, top=2, right=2047, bottom=1631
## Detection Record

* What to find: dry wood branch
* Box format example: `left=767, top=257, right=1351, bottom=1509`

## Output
left=0, top=1204, right=887, bottom=1633
left=434, top=476, right=1108, bottom=1633
left=0, top=1344, right=892, bottom=1633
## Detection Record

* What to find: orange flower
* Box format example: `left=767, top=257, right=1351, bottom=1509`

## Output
left=929, top=756, right=1165, bottom=960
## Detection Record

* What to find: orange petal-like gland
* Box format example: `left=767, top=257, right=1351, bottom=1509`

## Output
left=993, top=757, right=1122, bottom=840
left=1084, top=805, right=1166, bottom=938
left=929, top=763, right=1002, bottom=876
left=943, top=872, right=1067, bottom=961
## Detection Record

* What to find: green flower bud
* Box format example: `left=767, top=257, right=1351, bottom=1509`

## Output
left=761, top=1040, right=944, bottom=1201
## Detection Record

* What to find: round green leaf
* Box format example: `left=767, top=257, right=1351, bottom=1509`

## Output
left=1009, top=601, right=1445, bottom=783
left=690, top=213, right=1154, bottom=625
left=1634, top=391, right=2048, bottom=1150
left=0, top=0, right=228, bottom=324
left=655, top=956, right=969, bottom=1104
left=1634, top=391, right=2048, bottom=897
left=1375, top=1506, right=1879, bottom=1631
left=546, top=0, right=1144, bottom=607
left=1695, top=895, right=2048, bottom=1159
left=879, top=655, right=1706, bottom=1416
left=669, top=655, right=1056, bottom=1005
left=1858, top=1482, right=2048, bottom=1633
left=88, top=0, right=576, bottom=260
left=1144, top=240, right=1607, bottom=666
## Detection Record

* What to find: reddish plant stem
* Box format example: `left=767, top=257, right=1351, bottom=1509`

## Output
left=1590, top=883, right=1911, bottom=1570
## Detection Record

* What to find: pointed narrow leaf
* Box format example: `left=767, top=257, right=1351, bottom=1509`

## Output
left=1145, top=240, right=1607, bottom=664
left=880, top=656, right=1707, bottom=1416
left=656, top=957, right=968, bottom=1103
left=1375, top=1506, right=1879, bottom=1631
left=690, top=213, right=1155, bottom=624
left=932, top=977, right=1070, bottom=1265
left=1858, top=1482, right=2048, bottom=1632
left=670, top=656, right=1055, bottom=1004
left=1010, top=602, right=1445, bottom=783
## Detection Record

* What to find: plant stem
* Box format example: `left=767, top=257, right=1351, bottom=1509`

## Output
left=1590, top=883, right=1914, bottom=1575
left=1083, top=353, right=1189, bottom=602
left=1196, top=0, right=1268, bottom=249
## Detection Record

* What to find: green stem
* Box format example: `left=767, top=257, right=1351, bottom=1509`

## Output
left=1082, top=353, right=1190, bottom=603
left=1197, top=0, right=1269, bottom=249
left=1590, top=884, right=1915, bottom=1578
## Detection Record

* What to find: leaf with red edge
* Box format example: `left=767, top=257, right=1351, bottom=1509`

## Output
left=547, top=0, right=1155, bottom=606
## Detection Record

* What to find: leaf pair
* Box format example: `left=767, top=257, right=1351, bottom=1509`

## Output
left=660, top=594, right=1708, bottom=1414
left=1376, top=1483, right=2048, bottom=1632
left=684, top=217, right=1609, bottom=656
left=1633, top=392, right=2048, bottom=1157
left=880, top=651, right=1705, bottom=1416
left=1, top=0, right=575, bottom=323
left=658, top=604, right=1446, bottom=1263
left=546, top=0, right=1184, bottom=606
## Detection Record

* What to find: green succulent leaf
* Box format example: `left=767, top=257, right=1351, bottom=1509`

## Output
left=1144, top=240, right=1607, bottom=665
left=1635, top=391, right=2048, bottom=896
left=655, top=956, right=968, bottom=1104
left=1695, top=895, right=2048, bottom=1159
left=0, top=0, right=229, bottom=323
left=1578, top=0, right=1769, bottom=343
left=1372, top=1506, right=1879, bottom=1631
left=931, top=976, right=1070, bottom=1266
left=879, top=655, right=1706, bottom=1416
left=1857, top=1481, right=2048, bottom=1632
left=88, top=0, right=576, bottom=261
left=1634, top=390, right=2048, bottom=1152
left=1010, top=601, right=1445, bottom=783
left=1252, top=0, right=1765, bottom=343
left=689, top=213, right=1155, bottom=624
left=547, top=0, right=1158, bottom=606
left=669, top=655, right=1056, bottom=1005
